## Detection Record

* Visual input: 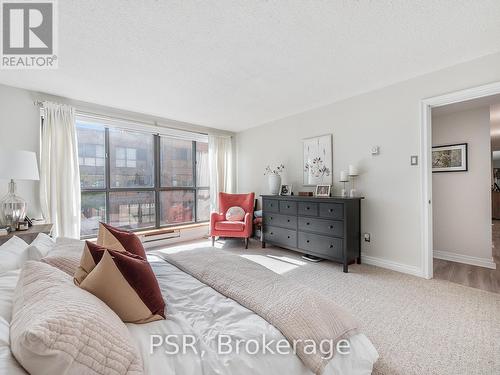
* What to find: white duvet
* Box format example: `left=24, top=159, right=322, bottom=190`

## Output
left=0, top=255, right=378, bottom=375
left=127, top=255, right=378, bottom=375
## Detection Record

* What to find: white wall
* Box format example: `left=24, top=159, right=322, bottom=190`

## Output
left=432, top=107, right=492, bottom=262
left=0, top=83, right=236, bottom=223
left=0, top=85, right=42, bottom=219
left=236, top=52, right=500, bottom=273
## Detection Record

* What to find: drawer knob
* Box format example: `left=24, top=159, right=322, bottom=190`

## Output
left=329, top=244, right=334, bottom=248
left=306, top=222, right=310, bottom=225
left=287, top=205, right=290, bottom=208
left=306, top=240, right=310, bottom=243
left=287, top=236, right=290, bottom=239
left=329, top=225, right=333, bottom=229
left=329, top=209, right=333, bottom=213
left=270, top=217, right=273, bottom=220
left=270, top=232, right=274, bottom=235
left=306, top=207, right=310, bottom=210
left=287, top=219, right=290, bottom=222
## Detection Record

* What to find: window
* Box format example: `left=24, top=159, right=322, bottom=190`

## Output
left=77, top=116, right=210, bottom=237
left=109, top=129, right=154, bottom=188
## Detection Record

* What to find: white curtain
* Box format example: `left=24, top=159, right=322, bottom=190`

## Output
left=40, top=102, right=81, bottom=238
left=208, top=134, right=233, bottom=212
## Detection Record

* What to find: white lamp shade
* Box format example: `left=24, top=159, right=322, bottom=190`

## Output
left=0, top=150, right=40, bottom=181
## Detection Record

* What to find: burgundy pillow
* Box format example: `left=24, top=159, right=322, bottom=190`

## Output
left=76, top=241, right=165, bottom=324
left=97, top=222, right=146, bottom=258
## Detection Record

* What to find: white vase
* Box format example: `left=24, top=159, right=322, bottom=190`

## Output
left=268, top=174, right=281, bottom=195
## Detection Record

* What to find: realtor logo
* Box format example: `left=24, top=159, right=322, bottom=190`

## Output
left=1, top=0, right=57, bottom=69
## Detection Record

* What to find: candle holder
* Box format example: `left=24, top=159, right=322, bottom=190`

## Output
left=340, top=180, right=349, bottom=197
left=348, top=174, right=358, bottom=197
left=348, top=165, right=359, bottom=198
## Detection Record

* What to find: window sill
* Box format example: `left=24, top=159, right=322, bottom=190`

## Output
left=138, top=222, right=209, bottom=238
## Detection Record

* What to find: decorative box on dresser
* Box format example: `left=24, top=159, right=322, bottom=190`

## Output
left=261, top=195, right=363, bottom=273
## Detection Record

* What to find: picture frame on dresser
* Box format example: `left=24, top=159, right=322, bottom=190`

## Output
left=260, top=195, right=363, bottom=273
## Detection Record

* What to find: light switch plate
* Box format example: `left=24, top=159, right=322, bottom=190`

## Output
left=411, top=155, right=418, bottom=166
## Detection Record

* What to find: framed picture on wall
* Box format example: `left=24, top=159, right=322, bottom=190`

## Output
left=432, top=143, right=468, bottom=172
left=303, top=134, right=333, bottom=185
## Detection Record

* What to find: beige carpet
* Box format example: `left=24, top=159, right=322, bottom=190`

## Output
left=152, top=239, right=500, bottom=375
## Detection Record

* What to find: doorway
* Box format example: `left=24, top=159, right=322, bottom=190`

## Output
left=420, top=82, right=500, bottom=288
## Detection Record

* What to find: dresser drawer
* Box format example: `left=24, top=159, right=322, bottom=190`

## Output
left=264, top=213, right=297, bottom=230
left=279, top=200, right=297, bottom=215
left=319, top=203, right=344, bottom=220
left=298, top=217, right=344, bottom=237
left=298, top=202, right=318, bottom=216
left=298, top=232, right=343, bottom=259
left=263, top=199, right=279, bottom=213
left=263, top=226, right=297, bottom=248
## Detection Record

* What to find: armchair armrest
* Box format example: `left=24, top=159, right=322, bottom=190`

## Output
left=244, top=212, right=252, bottom=227
left=210, top=212, right=225, bottom=233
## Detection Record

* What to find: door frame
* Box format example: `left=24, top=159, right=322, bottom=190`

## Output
left=420, top=81, right=500, bottom=279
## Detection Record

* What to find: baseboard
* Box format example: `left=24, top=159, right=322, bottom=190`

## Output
left=361, top=253, right=424, bottom=277
left=433, top=250, right=497, bottom=269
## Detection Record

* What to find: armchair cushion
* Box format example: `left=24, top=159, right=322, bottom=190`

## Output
left=214, top=221, right=245, bottom=232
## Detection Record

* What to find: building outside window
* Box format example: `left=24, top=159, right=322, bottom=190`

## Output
left=76, top=116, right=210, bottom=238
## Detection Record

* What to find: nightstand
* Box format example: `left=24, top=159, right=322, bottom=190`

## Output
left=0, top=224, right=53, bottom=246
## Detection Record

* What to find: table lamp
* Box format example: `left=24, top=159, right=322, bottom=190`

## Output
left=0, top=150, right=40, bottom=230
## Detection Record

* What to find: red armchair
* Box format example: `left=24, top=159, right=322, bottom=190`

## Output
left=210, top=192, right=255, bottom=249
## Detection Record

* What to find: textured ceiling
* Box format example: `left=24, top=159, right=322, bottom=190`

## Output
left=1, top=0, right=500, bottom=131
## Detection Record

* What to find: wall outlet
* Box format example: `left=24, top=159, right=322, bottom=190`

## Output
left=371, top=146, right=380, bottom=155
left=363, top=233, right=371, bottom=242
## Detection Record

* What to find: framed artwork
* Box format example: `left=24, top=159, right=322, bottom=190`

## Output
left=432, top=143, right=468, bottom=173
left=315, top=185, right=331, bottom=197
left=280, top=184, right=292, bottom=196
left=303, top=134, right=333, bottom=185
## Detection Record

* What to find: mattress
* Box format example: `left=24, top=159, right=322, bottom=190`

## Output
left=0, top=256, right=378, bottom=375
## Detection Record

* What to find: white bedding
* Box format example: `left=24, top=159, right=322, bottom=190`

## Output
left=0, top=253, right=378, bottom=375
left=126, top=255, right=378, bottom=375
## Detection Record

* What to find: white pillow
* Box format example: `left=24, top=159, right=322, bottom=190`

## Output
left=226, top=206, right=245, bottom=221
left=51, top=237, right=85, bottom=254
left=25, top=233, right=55, bottom=261
left=0, top=316, right=26, bottom=375
left=0, top=237, right=28, bottom=273
left=10, top=261, right=144, bottom=375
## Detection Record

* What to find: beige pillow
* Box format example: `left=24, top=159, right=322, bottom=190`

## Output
left=41, top=251, right=81, bottom=275
left=79, top=247, right=165, bottom=324
left=10, top=261, right=144, bottom=375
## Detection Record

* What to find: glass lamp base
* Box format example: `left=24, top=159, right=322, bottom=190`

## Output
left=0, top=180, right=27, bottom=231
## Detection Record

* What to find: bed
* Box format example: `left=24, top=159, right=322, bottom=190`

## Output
left=0, top=237, right=378, bottom=375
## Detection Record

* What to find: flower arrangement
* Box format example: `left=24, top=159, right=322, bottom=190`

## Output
left=264, top=163, right=285, bottom=176
left=304, top=157, right=331, bottom=178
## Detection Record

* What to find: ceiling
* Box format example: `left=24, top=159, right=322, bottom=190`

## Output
left=1, top=1, right=500, bottom=132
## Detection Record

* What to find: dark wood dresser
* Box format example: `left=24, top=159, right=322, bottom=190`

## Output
left=261, top=195, right=362, bottom=272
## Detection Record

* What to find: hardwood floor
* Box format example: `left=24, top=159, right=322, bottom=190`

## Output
left=433, top=220, right=500, bottom=293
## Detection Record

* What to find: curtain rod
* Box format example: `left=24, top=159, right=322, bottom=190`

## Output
left=34, top=101, right=230, bottom=137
